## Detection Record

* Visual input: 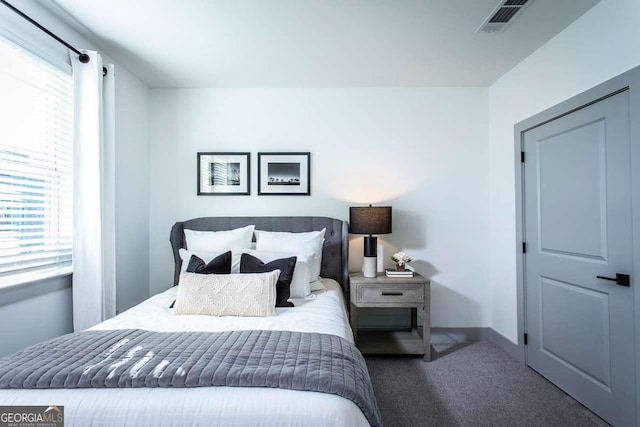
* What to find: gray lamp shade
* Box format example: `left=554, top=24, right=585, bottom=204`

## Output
left=349, top=206, right=392, bottom=235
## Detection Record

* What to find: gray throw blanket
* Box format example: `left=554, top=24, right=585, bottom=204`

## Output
left=0, top=329, right=382, bottom=426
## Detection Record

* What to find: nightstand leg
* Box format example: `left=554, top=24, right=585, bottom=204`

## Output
left=423, top=288, right=431, bottom=362
left=411, top=307, right=417, bottom=334
left=350, top=303, right=358, bottom=344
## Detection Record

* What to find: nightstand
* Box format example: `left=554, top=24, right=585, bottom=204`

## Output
left=350, top=272, right=431, bottom=361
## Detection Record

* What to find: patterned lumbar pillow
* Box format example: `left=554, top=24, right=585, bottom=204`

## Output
left=174, top=271, right=279, bottom=317
left=240, top=253, right=297, bottom=307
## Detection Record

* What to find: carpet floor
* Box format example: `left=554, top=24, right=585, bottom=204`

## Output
left=365, top=341, right=609, bottom=427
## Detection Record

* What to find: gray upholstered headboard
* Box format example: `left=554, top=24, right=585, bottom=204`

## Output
left=169, top=216, right=349, bottom=298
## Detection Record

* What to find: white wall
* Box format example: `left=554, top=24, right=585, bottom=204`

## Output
left=488, top=0, right=640, bottom=341
left=115, top=69, right=150, bottom=312
left=0, top=276, right=72, bottom=357
left=0, top=288, right=72, bottom=356
left=149, top=88, right=490, bottom=327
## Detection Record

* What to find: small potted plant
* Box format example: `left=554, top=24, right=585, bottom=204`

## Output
left=391, top=252, right=412, bottom=271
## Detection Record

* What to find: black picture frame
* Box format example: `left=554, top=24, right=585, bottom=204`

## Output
left=197, top=152, right=250, bottom=195
left=258, top=152, right=311, bottom=196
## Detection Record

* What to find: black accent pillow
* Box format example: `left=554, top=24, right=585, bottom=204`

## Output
left=240, top=253, right=296, bottom=307
left=186, top=251, right=232, bottom=274
left=170, top=251, right=232, bottom=308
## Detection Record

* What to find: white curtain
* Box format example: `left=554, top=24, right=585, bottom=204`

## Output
left=70, top=50, right=116, bottom=331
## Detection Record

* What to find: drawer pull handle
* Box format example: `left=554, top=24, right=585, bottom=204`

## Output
left=381, top=292, right=404, bottom=296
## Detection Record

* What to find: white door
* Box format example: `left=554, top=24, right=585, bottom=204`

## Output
left=523, top=90, right=635, bottom=426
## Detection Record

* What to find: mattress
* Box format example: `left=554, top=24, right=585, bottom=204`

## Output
left=0, top=279, right=368, bottom=427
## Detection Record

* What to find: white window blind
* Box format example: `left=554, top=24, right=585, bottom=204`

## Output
left=0, top=36, right=73, bottom=282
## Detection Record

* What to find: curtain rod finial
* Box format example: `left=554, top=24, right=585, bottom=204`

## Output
left=78, top=53, right=90, bottom=63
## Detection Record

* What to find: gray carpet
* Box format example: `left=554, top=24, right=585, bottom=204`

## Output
left=365, top=341, right=609, bottom=427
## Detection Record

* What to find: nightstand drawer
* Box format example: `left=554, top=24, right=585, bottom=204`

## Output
left=357, top=284, right=424, bottom=304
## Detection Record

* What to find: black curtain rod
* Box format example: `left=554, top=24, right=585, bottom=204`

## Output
left=0, top=0, right=90, bottom=63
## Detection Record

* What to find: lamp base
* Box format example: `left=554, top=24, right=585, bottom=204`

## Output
left=364, top=236, right=377, bottom=257
left=363, top=256, right=377, bottom=278
left=377, top=244, right=384, bottom=272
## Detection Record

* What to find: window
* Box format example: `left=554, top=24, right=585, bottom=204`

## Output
left=0, top=36, right=73, bottom=284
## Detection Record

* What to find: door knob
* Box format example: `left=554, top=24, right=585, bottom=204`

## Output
left=596, top=273, right=630, bottom=287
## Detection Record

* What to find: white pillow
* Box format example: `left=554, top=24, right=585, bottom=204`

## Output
left=179, top=248, right=241, bottom=273
left=174, top=271, right=278, bottom=317
left=184, top=225, right=255, bottom=252
left=310, top=280, right=325, bottom=292
left=254, top=229, right=325, bottom=281
left=244, top=249, right=313, bottom=298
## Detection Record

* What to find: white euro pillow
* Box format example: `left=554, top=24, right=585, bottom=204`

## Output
left=174, top=271, right=279, bottom=317
left=184, top=225, right=255, bottom=252
left=244, top=249, right=313, bottom=298
left=179, top=248, right=241, bottom=273
left=254, top=229, right=325, bottom=281
left=310, top=280, right=325, bottom=292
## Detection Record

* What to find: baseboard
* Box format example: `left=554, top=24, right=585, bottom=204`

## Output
left=487, top=328, right=522, bottom=363
left=359, top=325, right=522, bottom=363
left=430, top=327, right=521, bottom=363
left=431, top=327, right=490, bottom=342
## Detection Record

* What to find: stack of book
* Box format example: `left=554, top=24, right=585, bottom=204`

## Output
left=385, top=269, right=414, bottom=278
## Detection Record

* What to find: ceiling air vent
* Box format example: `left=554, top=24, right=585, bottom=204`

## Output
left=477, top=0, right=533, bottom=33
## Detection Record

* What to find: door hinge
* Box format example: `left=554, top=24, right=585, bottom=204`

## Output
left=524, top=333, right=528, bottom=345
left=521, top=151, right=525, bottom=163
left=522, top=242, right=526, bottom=253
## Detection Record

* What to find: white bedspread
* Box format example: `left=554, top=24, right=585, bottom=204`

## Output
left=0, top=279, right=368, bottom=427
left=91, top=278, right=354, bottom=342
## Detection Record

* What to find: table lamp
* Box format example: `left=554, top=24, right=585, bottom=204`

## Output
left=349, top=205, right=392, bottom=278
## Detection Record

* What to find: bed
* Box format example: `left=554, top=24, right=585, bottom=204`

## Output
left=0, top=216, right=381, bottom=427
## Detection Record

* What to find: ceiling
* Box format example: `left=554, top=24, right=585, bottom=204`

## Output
left=42, top=0, right=600, bottom=88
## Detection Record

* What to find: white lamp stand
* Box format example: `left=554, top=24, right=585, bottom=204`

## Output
left=363, top=256, right=377, bottom=278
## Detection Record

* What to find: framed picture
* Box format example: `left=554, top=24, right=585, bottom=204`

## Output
left=197, top=152, right=250, bottom=195
left=258, top=152, right=310, bottom=195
